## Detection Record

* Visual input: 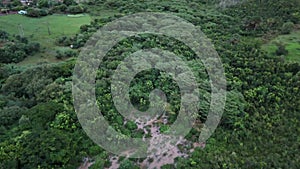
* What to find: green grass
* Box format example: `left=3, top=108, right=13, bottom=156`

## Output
left=0, top=14, right=91, bottom=40
left=0, top=14, right=91, bottom=65
left=262, top=30, right=300, bottom=63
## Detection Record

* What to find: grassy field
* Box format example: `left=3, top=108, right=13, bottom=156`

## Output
left=0, top=14, right=91, bottom=40
left=0, top=14, right=91, bottom=65
left=262, top=30, right=300, bottom=63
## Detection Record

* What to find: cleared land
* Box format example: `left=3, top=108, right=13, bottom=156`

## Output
left=0, top=14, right=91, bottom=64
left=262, top=30, right=300, bottom=63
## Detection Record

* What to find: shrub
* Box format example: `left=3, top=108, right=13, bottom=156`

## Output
left=51, top=4, right=67, bottom=13
left=56, top=36, right=72, bottom=46
left=39, top=9, right=48, bottom=16
left=38, top=0, right=49, bottom=8
left=281, top=22, right=294, bottom=34
left=55, top=48, right=77, bottom=59
left=0, top=63, right=23, bottom=81
left=66, top=5, right=85, bottom=14
left=26, top=8, right=48, bottom=17
left=0, top=34, right=39, bottom=64
left=275, top=43, right=288, bottom=56
left=26, top=8, right=41, bottom=17
left=119, top=159, right=139, bottom=169
left=0, top=44, right=27, bottom=63
left=26, top=42, right=40, bottom=54
left=80, top=24, right=89, bottom=32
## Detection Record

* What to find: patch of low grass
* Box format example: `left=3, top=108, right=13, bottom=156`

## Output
left=262, top=30, right=300, bottom=63
left=0, top=14, right=91, bottom=40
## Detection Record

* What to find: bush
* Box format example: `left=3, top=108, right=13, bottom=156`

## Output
left=119, top=159, right=139, bottom=169
left=67, top=5, right=85, bottom=14
left=0, top=35, right=40, bottom=63
left=0, top=44, right=27, bottom=63
left=80, top=24, right=89, bottom=32
left=55, top=48, right=77, bottom=59
left=37, top=0, right=49, bottom=8
left=26, top=8, right=48, bottom=17
left=281, top=22, right=294, bottom=34
left=275, top=43, right=288, bottom=56
left=56, top=36, right=72, bottom=46
left=39, top=9, right=48, bottom=16
left=26, top=8, right=41, bottom=17
left=51, top=4, right=67, bottom=13
left=26, top=42, right=40, bottom=54
left=0, top=63, right=23, bottom=81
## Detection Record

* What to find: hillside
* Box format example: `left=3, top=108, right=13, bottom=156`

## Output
left=0, top=0, right=299, bottom=168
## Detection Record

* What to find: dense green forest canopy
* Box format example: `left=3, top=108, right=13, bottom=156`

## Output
left=0, top=0, right=299, bottom=168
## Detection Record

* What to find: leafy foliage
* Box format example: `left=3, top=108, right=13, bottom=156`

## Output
left=0, top=30, right=40, bottom=63
left=0, top=0, right=299, bottom=168
left=26, top=8, right=49, bottom=17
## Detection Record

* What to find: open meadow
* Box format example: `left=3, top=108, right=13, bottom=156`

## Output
left=0, top=14, right=91, bottom=64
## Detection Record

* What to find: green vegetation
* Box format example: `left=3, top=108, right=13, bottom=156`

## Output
left=0, top=0, right=299, bottom=168
left=0, top=14, right=91, bottom=64
left=0, top=0, right=86, bottom=17
left=0, top=33, right=40, bottom=63
left=0, top=14, right=91, bottom=41
left=262, top=30, right=300, bottom=62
